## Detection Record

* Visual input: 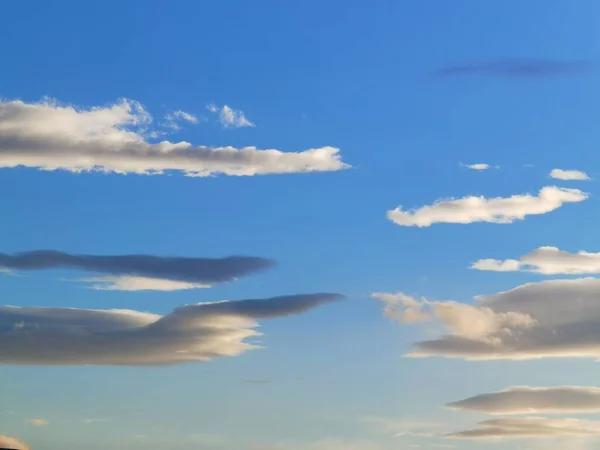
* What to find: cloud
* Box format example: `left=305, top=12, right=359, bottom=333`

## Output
left=0, top=251, right=275, bottom=290
left=447, top=386, right=600, bottom=415
left=162, top=110, right=200, bottom=130
left=0, top=98, right=348, bottom=176
left=207, top=104, right=254, bottom=128
left=550, top=169, right=590, bottom=181
left=386, top=186, right=587, bottom=227
left=445, top=417, right=600, bottom=439
left=0, top=435, right=29, bottom=450
left=471, top=246, right=600, bottom=275
left=362, top=416, right=443, bottom=438
left=0, top=293, right=342, bottom=365
left=465, top=163, right=489, bottom=170
left=435, top=59, right=594, bottom=78
left=26, top=418, right=49, bottom=426
left=251, top=438, right=381, bottom=450
left=376, top=278, right=600, bottom=360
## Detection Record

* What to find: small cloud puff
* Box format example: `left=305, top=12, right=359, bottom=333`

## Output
left=27, top=418, right=49, bottom=426
left=207, top=104, right=254, bottom=128
left=550, top=169, right=590, bottom=181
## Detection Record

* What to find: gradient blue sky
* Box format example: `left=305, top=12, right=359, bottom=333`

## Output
left=3, top=1, right=600, bottom=449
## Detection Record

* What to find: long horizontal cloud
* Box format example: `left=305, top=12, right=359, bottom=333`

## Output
left=374, top=278, right=600, bottom=360
left=0, top=434, right=29, bottom=450
left=445, top=417, right=600, bottom=439
left=0, top=250, right=275, bottom=290
left=0, top=293, right=343, bottom=365
left=435, top=59, right=594, bottom=78
left=472, top=246, right=600, bottom=275
left=0, top=99, right=349, bottom=176
left=386, top=186, right=587, bottom=227
left=447, top=386, right=600, bottom=415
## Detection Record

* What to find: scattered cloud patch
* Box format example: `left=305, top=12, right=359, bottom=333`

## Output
left=445, top=417, right=600, bottom=439
left=435, top=59, right=594, bottom=78
left=207, top=103, right=254, bottom=128
left=0, top=434, right=29, bottom=450
left=386, top=186, right=587, bottom=227
left=472, top=246, right=600, bottom=275
left=362, top=416, right=443, bottom=438
left=27, top=418, right=49, bottom=426
left=162, top=109, right=200, bottom=130
left=0, top=98, right=348, bottom=176
left=376, top=278, right=600, bottom=360
left=0, top=251, right=275, bottom=290
left=447, top=386, right=600, bottom=415
left=550, top=169, right=590, bottom=181
left=462, top=163, right=492, bottom=171
left=0, top=293, right=343, bottom=365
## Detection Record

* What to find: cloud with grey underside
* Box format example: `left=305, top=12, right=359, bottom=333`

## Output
left=434, top=59, right=594, bottom=77
left=0, top=293, right=343, bottom=365
left=0, top=250, right=275, bottom=291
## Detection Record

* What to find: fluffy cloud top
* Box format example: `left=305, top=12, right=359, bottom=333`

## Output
left=207, top=104, right=254, bottom=128
left=472, top=246, right=600, bottom=275
left=0, top=250, right=274, bottom=291
left=0, top=99, right=348, bottom=176
left=550, top=169, right=590, bottom=181
left=0, top=293, right=342, bottom=365
left=445, top=417, right=600, bottom=439
left=375, top=278, right=600, bottom=360
left=386, top=187, right=587, bottom=227
left=447, top=386, right=600, bottom=415
left=0, top=434, right=29, bottom=450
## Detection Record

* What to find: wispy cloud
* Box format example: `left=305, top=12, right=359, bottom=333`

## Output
left=162, top=109, right=200, bottom=130
left=207, top=103, right=254, bottom=128
left=0, top=250, right=275, bottom=291
left=387, top=186, right=587, bottom=227
left=435, top=59, right=594, bottom=78
left=0, top=98, right=348, bottom=176
left=472, top=246, right=600, bottom=275
left=550, top=169, right=590, bottom=181
left=27, top=418, right=49, bottom=426
left=0, top=293, right=343, bottom=365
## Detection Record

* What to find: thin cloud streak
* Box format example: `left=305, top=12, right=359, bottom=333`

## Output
left=435, top=59, right=594, bottom=78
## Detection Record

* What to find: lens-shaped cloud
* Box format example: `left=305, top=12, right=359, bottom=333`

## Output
left=0, top=293, right=343, bottom=365
left=0, top=250, right=275, bottom=291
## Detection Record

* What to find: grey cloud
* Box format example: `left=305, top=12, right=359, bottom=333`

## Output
left=447, top=386, right=600, bottom=415
left=435, top=59, right=594, bottom=78
left=0, top=293, right=343, bottom=365
left=0, top=250, right=275, bottom=290
left=445, top=417, right=600, bottom=439
left=378, top=278, right=600, bottom=360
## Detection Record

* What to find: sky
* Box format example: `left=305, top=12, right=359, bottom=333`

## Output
left=3, top=1, right=600, bottom=449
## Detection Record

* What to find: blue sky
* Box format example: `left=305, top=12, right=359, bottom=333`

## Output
left=3, top=1, right=600, bottom=449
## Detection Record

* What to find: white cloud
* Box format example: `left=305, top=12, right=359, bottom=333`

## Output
left=445, top=417, right=600, bottom=439
left=27, top=418, right=49, bottom=426
left=0, top=98, right=348, bottom=176
left=447, top=386, right=600, bottom=415
left=550, top=169, right=590, bottom=181
left=0, top=434, right=29, bottom=450
left=207, top=103, right=254, bottom=128
left=162, top=109, right=200, bottom=130
left=78, top=276, right=211, bottom=291
left=472, top=246, right=600, bottom=275
left=0, top=293, right=342, bottom=365
left=362, top=416, right=443, bottom=438
left=376, top=278, right=600, bottom=361
left=386, top=186, right=587, bottom=227
left=463, top=163, right=490, bottom=171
